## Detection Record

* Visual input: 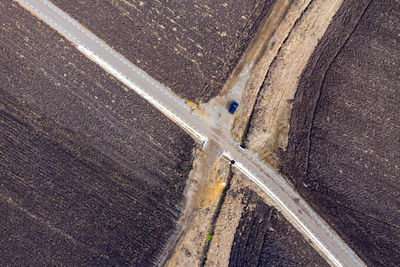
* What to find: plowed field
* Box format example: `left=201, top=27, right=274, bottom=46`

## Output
left=229, top=188, right=328, bottom=266
left=283, top=0, right=400, bottom=265
left=51, top=0, right=275, bottom=102
left=0, top=1, right=194, bottom=265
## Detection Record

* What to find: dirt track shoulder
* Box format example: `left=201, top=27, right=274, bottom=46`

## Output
left=204, top=173, right=329, bottom=266
left=243, top=0, right=343, bottom=168
left=228, top=0, right=313, bottom=144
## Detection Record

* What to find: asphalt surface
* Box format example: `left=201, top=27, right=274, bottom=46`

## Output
left=17, top=0, right=365, bottom=266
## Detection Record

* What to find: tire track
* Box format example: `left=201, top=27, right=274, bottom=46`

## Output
left=305, top=0, right=374, bottom=175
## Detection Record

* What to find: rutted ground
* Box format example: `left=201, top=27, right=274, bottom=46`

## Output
left=204, top=172, right=328, bottom=266
left=51, top=0, right=273, bottom=103
left=172, top=0, right=348, bottom=265
left=231, top=0, right=400, bottom=265
left=1, top=0, right=338, bottom=265
left=204, top=174, right=243, bottom=267
left=240, top=0, right=343, bottom=168
left=229, top=0, right=314, bottom=143
left=0, top=1, right=195, bottom=265
left=164, top=143, right=229, bottom=267
left=4, top=0, right=397, bottom=266
left=282, top=0, right=400, bottom=265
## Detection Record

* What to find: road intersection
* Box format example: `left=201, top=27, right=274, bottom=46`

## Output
left=17, top=1, right=364, bottom=266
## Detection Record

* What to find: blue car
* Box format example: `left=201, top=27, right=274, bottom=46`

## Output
left=229, top=101, right=239, bottom=114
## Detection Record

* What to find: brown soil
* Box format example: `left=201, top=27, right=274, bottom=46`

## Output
left=229, top=0, right=314, bottom=144
left=282, top=0, right=400, bottom=266
left=51, top=0, right=274, bottom=103
left=204, top=173, right=328, bottom=266
left=0, top=1, right=195, bottom=265
left=192, top=1, right=345, bottom=265
left=228, top=187, right=329, bottom=267
left=245, top=0, right=343, bottom=168
left=165, top=148, right=230, bottom=267
left=204, top=173, right=247, bottom=267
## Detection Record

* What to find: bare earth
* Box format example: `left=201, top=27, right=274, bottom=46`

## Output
left=204, top=174, right=246, bottom=267
left=282, top=0, right=400, bottom=265
left=245, top=0, right=343, bottom=168
left=3, top=0, right=398, bottom=265
left=229, top=0, right=313, bottom=144
left=169, top=0, right=351, bottom=265
left=204, top=172, right=328, bottom=266
left=0, top=1, right=195, bottom=265
left=165, top=145, right=230, bottom=267
left=51, top=0, right=273, bottom=103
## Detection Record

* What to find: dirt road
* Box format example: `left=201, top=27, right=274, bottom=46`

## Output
left=17, top=0, right=365, bottom=266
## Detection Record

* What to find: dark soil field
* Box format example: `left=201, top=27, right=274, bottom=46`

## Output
left=51, top=0, right=275, bottom=103
left=229, top=188, right=328, bottom=266
left=0, top=1, right=195, bottom=265
left=282, top=0, right=400, bottom=265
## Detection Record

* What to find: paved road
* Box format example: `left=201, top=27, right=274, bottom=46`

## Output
left=17, top=0, right=364, bottom=266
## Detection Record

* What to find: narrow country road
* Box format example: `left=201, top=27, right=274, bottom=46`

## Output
left=17, top=0, right=365, bottom=266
